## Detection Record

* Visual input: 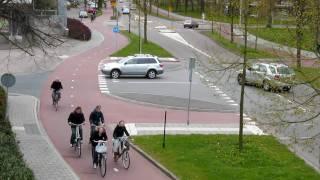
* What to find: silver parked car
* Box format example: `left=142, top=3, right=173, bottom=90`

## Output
left=101, top=54, right=164, bottom=79
left=237, top=63, right=295, bottom=92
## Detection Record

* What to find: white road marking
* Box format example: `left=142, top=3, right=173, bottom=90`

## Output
left=113, top=168, right=119, bottom=172
left=71, top=80, right=75, bottom=82
left=227, top=100, right=235, bottom=103
left=244, top=117, right=252, bottom=121
left=220, top=94, right=228, bottom=97
left=126, top=81, right=191, bottom=84
left=100, top=87, right=109, bottom=90
left=222, top=97, right=231, bottom=100
left=71, top=104, right=74, bottom=107
left=230, top=104, right=239, bottom=106
left=12, top=126, right=25, bottom=131
left=199, top=75, right=204, bottom=78
left=101, top=90, right=110, bottom=93
left=215, top=90, right=224, bottom=94
left=98, top=74, right=106, bottom=77
left=98, top=82, right=107, bottom=85
left=70, top=86, right=74, bottom=89
left=99, top=85, right=108, bottom=88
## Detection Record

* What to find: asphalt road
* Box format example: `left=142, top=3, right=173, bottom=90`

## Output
left=116, top=1, right=320, bottom=168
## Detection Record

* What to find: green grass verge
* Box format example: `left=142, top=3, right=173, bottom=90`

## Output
left=134, top=135, right=320, bottom=180
left=248, top=28, right=315, bottom=52
left=0, top=87, right=34, bottom=179
left=111, top=31, right=173, bottom=57
left=295, top=67, right=320, bottom=89
left=202, top=31, right=276, bottom=59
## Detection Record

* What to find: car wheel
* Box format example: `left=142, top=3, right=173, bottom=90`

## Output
left=147, top=70, right=157, bottom=79
left=237, top=74, right=244, bottom=85
left=263, top=81, right=271, bottom=91
left=110, top=70, right=120, bottom=79
left=183, top=25, right=186, bottom=28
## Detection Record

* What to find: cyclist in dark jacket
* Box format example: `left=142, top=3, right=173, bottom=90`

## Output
left=113, top=120, right=130, bottom=161
left=50, top=79, right=63, bottom=103
left=90, top=127, right=108, bottom=169
left=68, top=106, right=85, bottom=145
left=89, top=105, right=105, bottom=137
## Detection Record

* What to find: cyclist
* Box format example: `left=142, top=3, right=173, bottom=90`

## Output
left=50, top=79, right=63, bottom=104
left=68, top=106, right=85, bottom=146
left=112, top=120, right=130, bottom=162
left=89, top=105, right=105, bottom=137
left=90, top=126, right=108, bottom=169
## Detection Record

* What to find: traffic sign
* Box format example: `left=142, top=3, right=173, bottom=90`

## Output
left=1, top=73, right=16, bottom=88
left=113, top=25, right=120, bottom=33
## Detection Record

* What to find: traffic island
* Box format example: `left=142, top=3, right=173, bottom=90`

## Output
left=134, top=135, right=320, bottom=180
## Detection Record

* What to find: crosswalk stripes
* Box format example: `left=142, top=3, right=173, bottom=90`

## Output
left=98, top=73, right=110, bottom=94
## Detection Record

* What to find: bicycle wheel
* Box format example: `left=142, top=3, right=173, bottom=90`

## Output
left=77, top=139, right=82, bottom=158
left=122, top=150, right=130, bottom=169
left=99, top=154, right=107, bottom=177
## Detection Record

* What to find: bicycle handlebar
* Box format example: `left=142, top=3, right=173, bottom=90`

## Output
left=93, top=140, right=108, bottom=143
left=69, top=123, right=85, bottom=126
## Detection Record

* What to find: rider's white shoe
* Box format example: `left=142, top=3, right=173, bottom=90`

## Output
left=93, top=163, right=97, bottom=169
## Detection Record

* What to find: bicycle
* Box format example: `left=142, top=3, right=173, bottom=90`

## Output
left=52, top=90, right=61, bottom=111
left=93, top=140, right=108, bottom=177
left=69, top=123, right=84, bottom=158
left=113, top=136, right=130, bottom=169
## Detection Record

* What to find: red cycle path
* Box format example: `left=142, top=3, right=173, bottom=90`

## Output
left=39, top=8, right=238, bottom=180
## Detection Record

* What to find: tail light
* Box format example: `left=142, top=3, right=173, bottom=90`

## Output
left=160, top=64, right=164, bottom=68
left=274, top=75, right=280, bottom=80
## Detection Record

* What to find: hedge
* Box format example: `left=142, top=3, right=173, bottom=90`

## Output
left=67, top=18, right=92, bottom=41
left=0, top=87, right=34, bottom=179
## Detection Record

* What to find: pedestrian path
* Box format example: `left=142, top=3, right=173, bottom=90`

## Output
left=8, top=94, right=78, bottom=180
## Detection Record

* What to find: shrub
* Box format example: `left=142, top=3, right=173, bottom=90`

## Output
left=0, top=87, right=34, bottom=179
left=67, top=18, right=91, bottom=41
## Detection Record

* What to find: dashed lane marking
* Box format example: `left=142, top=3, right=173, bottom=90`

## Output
left=113, top=168, right=119, bottom=172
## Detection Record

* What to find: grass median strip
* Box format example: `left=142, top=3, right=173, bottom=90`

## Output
left=295, top=67, right=320, bottom=89
left=134, top=135, right=320, bottom=180
left=111, top=31, right=173, bottom=57
left=248, top=28, right=314, bottom=52
left=202, top=31, right=276, bottom=59
left=0, top=88, right=34, bottom=179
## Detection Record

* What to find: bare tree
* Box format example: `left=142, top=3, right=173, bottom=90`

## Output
left=0, top=0, right=65, bottom=56
left=144, top=0, right=148, bottom=43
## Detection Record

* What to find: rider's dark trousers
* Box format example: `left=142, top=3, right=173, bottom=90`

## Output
left=70, top=126, right=83, bottom=144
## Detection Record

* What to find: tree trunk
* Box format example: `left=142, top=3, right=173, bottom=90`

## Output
left=239, top=0, right=249, bottom=152
left=266, top=0, right=273, bottom=28
left=200, top=0, right=204, bottom=14
left=149, top=0, right=152, bottom=14
left=190, top=0, right=194, bottom=11
left=185, top=0, right=188, bottom=14
left=175, top=0, right=180, bottom=11
left=144, top=0, right=148, bottom=43
left=230, top=1, right=234, bottom=43
left=296, top=26, right=302, bottom=68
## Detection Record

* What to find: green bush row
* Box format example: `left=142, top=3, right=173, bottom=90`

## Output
left=0, top=87, right=34, bottom=179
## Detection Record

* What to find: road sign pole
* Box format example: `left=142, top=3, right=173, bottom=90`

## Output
left=162, top=110, right=167, bottom=149
left=187, top=58, right=195, bottom=125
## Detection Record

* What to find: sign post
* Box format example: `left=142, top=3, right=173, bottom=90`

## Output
left=187, top=58, right=195, bottom=125
left=1, top=73, right=16, bottom=117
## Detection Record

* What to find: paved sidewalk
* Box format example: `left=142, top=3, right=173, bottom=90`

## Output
left=8, top=94, right=78, bottom=180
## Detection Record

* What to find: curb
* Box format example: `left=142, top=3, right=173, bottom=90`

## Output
left=130, top=142, right=179, bottom=180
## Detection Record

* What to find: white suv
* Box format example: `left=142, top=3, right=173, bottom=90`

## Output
left=237, top=63, right=295, bottom=92
left=101, top=54, right=164, bottom=79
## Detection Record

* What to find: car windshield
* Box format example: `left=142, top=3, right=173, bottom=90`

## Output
left=119, top=57, right=130, bottom=63
left=277, top=67, right=293, bottom=75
